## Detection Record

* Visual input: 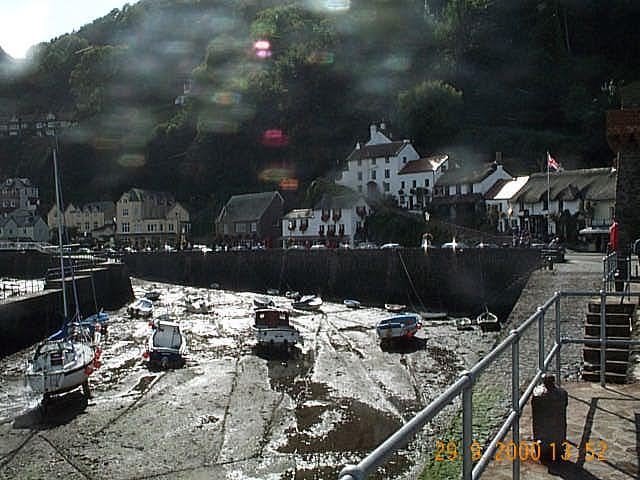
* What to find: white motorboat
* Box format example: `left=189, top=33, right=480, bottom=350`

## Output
left=144, top=317, right=186, bottom=369
left=128, top=298, right=154, bottom=318
left=292, top=294, right=323, bottom=311
left=252, top=308, right=301, bottom=348
left=376, top=313, right=422, bottom=341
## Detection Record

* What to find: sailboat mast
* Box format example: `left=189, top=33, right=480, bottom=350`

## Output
left=53, top=147, right=68, bottom=318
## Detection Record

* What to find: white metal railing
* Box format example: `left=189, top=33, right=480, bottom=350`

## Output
left=0, top=241, right=54, bottom=253
left=338, top=288, right=640, bottom=480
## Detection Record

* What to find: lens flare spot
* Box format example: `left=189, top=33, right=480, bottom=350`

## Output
left=255, top=49, right=272, bottom=59
left=307, top=51, right=335, bottom=65
left=117, top=153, right=146, bottom=168
left=212, top=91, right=242, bottom=106
left=261, top=129, right=289, bottom=147
left=258, top=167, right=293, bottom=183
left=254, top=40, right=271, bottom=51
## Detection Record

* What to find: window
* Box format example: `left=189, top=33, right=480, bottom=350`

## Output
left=385, top=156, right=390, bottom=164
left=122, top=222, right=130, bottom=233
left=384, top=169, right=390, bottom=179
left=558, top=199, right=564, bottom=212
left=519, top=200, right=525, bottom=211
left=85, top=222, right=90, bottom=231
left=383, top=182, right=390, bottom=192
left=251, top=222, right=257, bottom=232
left=412, top=180, right=417, bottom=188
left=159, top=223, right=164, bottom=232
left=235, top=223, right=247, bottom=233
left=122, top=208, right=128, bottom=216
left=372, top=158, right=376, bottom=166
left=543, top=197, right=549, bottom=211
left=401, top=181, right=405, bottom=189
left=402, top=156, right=407, bottom=163
left=371, top=170, right=377, bottom=180
left=424, top=179, right=429, bottom=187
left=357, top=171, right=363, bottom=181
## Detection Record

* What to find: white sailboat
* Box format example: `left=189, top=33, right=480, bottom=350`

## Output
left=25, top=146, right=100, bottom=401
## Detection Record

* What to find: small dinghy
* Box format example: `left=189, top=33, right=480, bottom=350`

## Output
left=376, top=313, right=422, bottom=342
left=184, top=297, right=211, bottom=314
left=254, top=296, right=276, bottom=309
left=477, top=309, right=500, bottom=332
left=343, top=299, right=361, bottom=309
left=144, top=290, right=161, bottom=301
left=285, top=290, right=301, bottom=301
left=421, top=310, right=448, bottom=320
left=79, top=309, right=109, bottom=336
left=128, top=298, right=153, bottom=318
left=454, top=317, right=475, bottom=331
left=384, top=303, right=406, bottom=313
left=144, top=317, right=186, bottom=369
left=292, top=295, right=323, bottom=311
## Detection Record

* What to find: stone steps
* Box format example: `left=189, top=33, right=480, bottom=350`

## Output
left=581, top=301, right=636, bottom=383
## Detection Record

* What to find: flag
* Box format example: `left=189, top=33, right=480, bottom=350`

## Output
left=547, top=151, right=561, bottom=171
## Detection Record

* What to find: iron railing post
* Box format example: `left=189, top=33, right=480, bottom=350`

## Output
left=511, top=330, right=520, bottom=480
left=554, top=293, right=561, bottom=386
left=537, top=307, right=545, bottom=372
left=599, top=289, right=606, bottom=386
left=462, top=371, right=473, bottom=480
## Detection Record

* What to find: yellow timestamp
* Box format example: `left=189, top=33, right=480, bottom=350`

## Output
left=434, top=439, right=608, bottom=463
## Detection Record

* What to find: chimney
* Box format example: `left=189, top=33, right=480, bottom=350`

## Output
left=355, top=141, right=361, bottom=150
left=495, top=151, right=502, bottom=163
left=369, top=123, right=377, bottom=139
left=380, top=122, right=386, bottom=130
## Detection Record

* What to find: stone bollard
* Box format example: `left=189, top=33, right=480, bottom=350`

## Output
left=547, top=256, right=554, bottom=270
left=531, top=373, right=568, bottom=461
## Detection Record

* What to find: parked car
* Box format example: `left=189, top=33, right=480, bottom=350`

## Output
left=310, top=244, right=327, bottom=250
left=380, top=243, right=401, bottom=249
left=441, top=241, right=469, bottom=250
left=356, top=242, right=377, bottom=249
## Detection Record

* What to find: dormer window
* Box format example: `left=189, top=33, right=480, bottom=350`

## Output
left=403, top=156, right=407, bottom=163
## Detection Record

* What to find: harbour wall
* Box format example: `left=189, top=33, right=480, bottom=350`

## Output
left=0, top=259, right=134, bottom=357
left=123, top=248, right=541, bottom=317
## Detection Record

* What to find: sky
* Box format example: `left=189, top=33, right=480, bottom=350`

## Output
left=0, top=0, right=137, bottom=59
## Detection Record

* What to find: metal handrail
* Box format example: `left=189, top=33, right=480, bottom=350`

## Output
left=338, top=289, right=640, bottom=480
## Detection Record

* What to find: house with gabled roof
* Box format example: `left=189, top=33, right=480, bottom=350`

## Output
left=336, top=123, right=449, bottom=209
left=485, top=176, right=530, bottom=233
left=431, top=160, right=513, bottom=224
left=282, top=192, right=370, bottom=248
left=116, top=188, right=190, bottom=249
left=511, top=167, right=616, bottom=239
left=0, top=209, right=48, bottom=242
left=216, top=191, right=283, bottom=247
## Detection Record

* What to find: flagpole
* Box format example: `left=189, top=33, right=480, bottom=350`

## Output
left=546, top=151, right=550, bottom=238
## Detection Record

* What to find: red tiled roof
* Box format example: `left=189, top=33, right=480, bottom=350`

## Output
left=398, top=154, right=448, bottom=175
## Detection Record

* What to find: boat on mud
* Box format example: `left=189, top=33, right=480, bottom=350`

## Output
left=184, top=296, right=211, bottom=314
left=252, top=308, right=301, bottom=348
left=421, top=310, right=448, bottom=320
left=25, top=146, right=101, bottom=401
left=292, top=294, right=323, bottom=311
left=454, top=317, right=475, bottom=331
left=128, top=298, right=153, bottom=318
left=376, top=313, right=422, bottom=342
left=343, top=299, right=361, bottom=309
left=384, top=303, right=406, bottom=313
left=144, top=317, right=186, bottom=369
left=254, top=296, right=276, bottom=309
left=477, top=309, right=500, bottom=332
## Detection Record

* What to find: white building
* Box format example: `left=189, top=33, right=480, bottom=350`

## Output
left=511, top=167, right=616, bottom=239
left=485, top=176, right=530, bottom=232
left=282, top=194, right=370, bottom=248
left=0, top=210, right=48, bottom=242
left=335, top=123, right=449, bottom=209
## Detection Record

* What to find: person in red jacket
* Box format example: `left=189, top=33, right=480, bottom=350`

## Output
left=609, top=218, right=619, bottom=253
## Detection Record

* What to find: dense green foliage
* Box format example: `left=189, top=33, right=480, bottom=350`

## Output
left=0, top=0, right=638, bottom=233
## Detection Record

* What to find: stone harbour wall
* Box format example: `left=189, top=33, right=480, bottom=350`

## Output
left=123, top=248, right=541, bottom=318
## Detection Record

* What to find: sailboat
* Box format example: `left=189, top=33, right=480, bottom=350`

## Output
left=25, top=145, right=101, bottom=401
